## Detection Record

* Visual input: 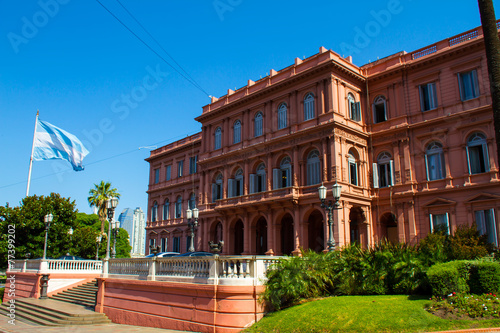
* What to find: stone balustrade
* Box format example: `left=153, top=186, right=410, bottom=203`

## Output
left=8, top=256, right=282, bottom=285
left=9, top=259, right=102, bottom=274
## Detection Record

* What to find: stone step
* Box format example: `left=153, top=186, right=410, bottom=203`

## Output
left=1, top=299, right=111, bottom=326
left=0, top=304, right=58, bottom=326
left=50, top=295, right=95, bottom=307
left=55, top=289, right=96, bottom=300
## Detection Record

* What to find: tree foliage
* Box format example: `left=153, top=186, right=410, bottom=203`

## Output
left=87, top=181, right=120, bottom=235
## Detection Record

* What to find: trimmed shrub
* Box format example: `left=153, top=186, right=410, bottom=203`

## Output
left=468, top=261, right=500, bottom=294
left=448, top=223, right=490, bottom=260
left=427, top=261, right=470, bottom=296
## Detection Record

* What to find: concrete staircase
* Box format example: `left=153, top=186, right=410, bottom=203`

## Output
left=49, top=280, right=98, bottom=307
left=0, top=298, right=111, bottom=326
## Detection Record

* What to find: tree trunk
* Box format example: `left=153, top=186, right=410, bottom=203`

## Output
left=478, top=0, right=500, bottom=169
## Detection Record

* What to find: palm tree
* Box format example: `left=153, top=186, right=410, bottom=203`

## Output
left=478, top=0, right=500, bottom=169
left=88, top=181, right=121, bottom=235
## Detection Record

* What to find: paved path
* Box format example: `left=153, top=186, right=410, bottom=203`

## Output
left=0, top=317, right=195, bottom=333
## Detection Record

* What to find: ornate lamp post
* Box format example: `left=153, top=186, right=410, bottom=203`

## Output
left=42, top=213, right=53, bottom=259
left=318, top=183, right=342, bottom=252
left=149, top=244, right=160, bottom=256
left=95, top=235, right=102, bottom=260
left=105, top=197, right=119, bottom=260
left=111, top=220, right=119, bottom=259
left=186, top=207, right=199, bottom=252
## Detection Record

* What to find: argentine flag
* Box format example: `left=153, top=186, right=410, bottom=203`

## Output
left=33, top=119, right=89, bottom=171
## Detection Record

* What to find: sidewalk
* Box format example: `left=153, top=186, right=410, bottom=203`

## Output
left=0, top=315, right=195, bottom=333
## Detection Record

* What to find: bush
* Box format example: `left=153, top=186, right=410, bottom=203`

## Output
left=448, top=223, right=490, bottom=260
left=427, top=261, right=470, bottom=296
left=417, top=231, right=448, bottom=267
left=468, top=261, right=500, bottom=294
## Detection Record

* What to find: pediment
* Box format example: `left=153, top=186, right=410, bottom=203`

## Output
left=159, top=229, right=170, bottom=234
left=148, top=230, right=158, bottom=235
left=423, top=198, right=456, bottom=207
left=465, top=193, right=500, bottom=203
left=171, top=228, right=183, bottom=234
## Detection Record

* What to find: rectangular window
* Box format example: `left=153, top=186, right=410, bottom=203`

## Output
left=154, top=168, right=160, bottom=184
left=458, top=70, right=479, bottom=101
left=425, top=152, right=445, bottom=181
left=419, top=82, right=438, bottom=111
left=149, top=238, right=156, bottom=254
left=467, top=144, right=489, bottom=174
left=178, top=160, right=184, bottom=178
left=373, top=161, right=394, bottom=188
left=173, top=237, right=180, bottom=253
left=161, top=238, right=167, bottom=252
left=430, top=213, right=450, bottom=234
left=350, top=102, right=361, bottom=122
left=189, top=156, right=197, bottom=174
left=278, top=108, right=287, bottom=129
left=475, top=209, right=498, bottom=247
left=166, top=165, right=171, bottom=181
left=349, top=161, right=358, bottom=185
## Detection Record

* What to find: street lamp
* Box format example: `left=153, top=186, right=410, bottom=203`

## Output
left=111, top=220, right=119, bottom=258
left=95, top=235, right=102, bottom=260
left=105, top=197, right=119, bottom=260
left=42, top=213, right=53, bottom=259
left=186, top=207, right=199, bottom=252
left=318, top=183, right=342, bottom=252
left=68, top=227, right=73, bottom=241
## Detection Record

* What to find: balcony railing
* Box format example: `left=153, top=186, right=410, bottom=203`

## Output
left=9, top=259, right=102, bottom=274
left=215, top=187, right=297, bottom=209
left=108, top=255, right=282, bottom=286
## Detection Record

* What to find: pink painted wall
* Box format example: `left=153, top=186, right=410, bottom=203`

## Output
left=96, top=278, right=265, bottom=333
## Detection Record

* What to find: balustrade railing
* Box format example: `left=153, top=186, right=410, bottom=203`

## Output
left=108, top=258, right=149, bottom=275
left=8, top=259, right=102, bottom=273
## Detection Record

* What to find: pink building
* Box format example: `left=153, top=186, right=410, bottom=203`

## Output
left=146, top=24, right=500, bottom=256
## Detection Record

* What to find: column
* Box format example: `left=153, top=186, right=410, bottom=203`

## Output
left=243, top=213, right=251, bottom=254
left=244, top=160, right=249, bottom=195
left=293, top=147, right=299, bottom=187
left=318, top=80, right=325, bottom=116
left=292, top=207, right=300, bottom=255
left=322, top=138, right=329, bottom=182
left=267, top=153, right=273, bottom=191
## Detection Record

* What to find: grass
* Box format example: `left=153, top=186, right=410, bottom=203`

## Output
left=245, top=295, right=500, bottom=333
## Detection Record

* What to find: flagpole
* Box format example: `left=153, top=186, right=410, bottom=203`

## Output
left=26, top=110, right=39, bottom=197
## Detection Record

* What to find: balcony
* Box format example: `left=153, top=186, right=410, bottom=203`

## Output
left=214, top=187, right=298, bottom=210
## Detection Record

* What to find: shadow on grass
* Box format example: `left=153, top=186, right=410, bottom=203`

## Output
left=407, top=295, right=431, bottom=301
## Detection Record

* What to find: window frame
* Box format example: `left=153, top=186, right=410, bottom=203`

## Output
left=154, top=168, right=160, bottom=184
left=372, top=95, right=387, bottom=124
left=306, top=150, right=321, bottom=186
left=163, top=199, right=170, bottom=220
left=348, top=93, right=361, bottom=122
left=373, top=152, right=394, bottom=188
left=166, top=165, right=171, bottom=181
left=151, top=201, right=158, bottom=222
left=214, top=127, right=222, bottom=150
left=254, top=112, right=263, bottom=137
left=175, top=196, right=182, bottom=218
left=419, top=82, right=438, bottom=111
left=475, top=209, right=498, bottom=247
left=466, top=132, right=489, bottom=175
left=458, top=69, right=479, bottom=101
left=348, top=151, right=358, bottom=186
left=303, top=92, right=315, bottom=121
left=429, top=212, right=450, bottom=234
left=189, top=156, right=198, bottom=174
left=425, top=141, right=445, bottom=181
left=177, top=160, right=184, bottom=178
left=277, top=103, right=287, bottom=130
left=233, top=120, right=242, bottom=144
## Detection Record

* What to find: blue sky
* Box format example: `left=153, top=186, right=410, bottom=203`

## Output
left=1, top=0, right=498, bottom=216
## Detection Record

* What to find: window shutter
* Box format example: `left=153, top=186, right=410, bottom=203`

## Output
left=430, top=83, right=437, bottom=109
left=466, top=146, right=471, bottom=174
left=458, top=74, right=464, bottom=101
left=429, top=214, right=434, bottom=233
left=419, top=86, right=425, bottom=111
left=286, top=166, right=292, bottom=187
left=273, top=169, right=280, bottom=189
left=472, top=70, right=479, bottom=97
left=239, top=176, right=244, bottom=196
left=228, top=179, right=235, bottom=198
left=354, top=102, right=361, bottom=121
left=389, top=160, right=395, bottom=186
left=483, top=143, right=490, bottom=171
left=489, top=208, right=498, bottom=246
left=261, top=173, right=266, bottom=192
left=424, top=154, right=430, bottom=181
left=249, top=174, right=256, bottom=194
left=445, top=212, right=450, bottom=234
left=372, top=163, right=379, bottom=188
left=212, top=184, right=217, bottom=202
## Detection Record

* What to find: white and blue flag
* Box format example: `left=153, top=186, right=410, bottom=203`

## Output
left=33, top=119, right=89, bottom=171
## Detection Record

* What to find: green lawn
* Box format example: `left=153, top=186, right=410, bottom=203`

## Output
left=245, top=295, right=500, bottom=333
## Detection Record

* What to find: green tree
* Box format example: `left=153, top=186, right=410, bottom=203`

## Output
left=0, top=194, right=77, bottom=266
left=87, top=181, right=120, bottom=235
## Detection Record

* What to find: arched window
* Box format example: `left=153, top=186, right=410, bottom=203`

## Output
left=229, top=168, right=244, bottom=197
left=163, top=199, right=170, bottom=220
left=188, top=193, right=196, bottom=210
left=278, top=103, right=287, bottom=129
left=467, top=132, right=489, bottom=174
left=212, top=173, right=223, bottom=202
left=348, top=150, right=358, bottom=186
left=373, top=95, right=387, bottom=123
left=233, top=120, right=241, bottom=144
left=254, top=112, right=263, bottom=137
left=175, top=196, right=182, bottom=218
left=213, top=221, right=223, bottom=243
left=304, top=93, right=315, bottom=121
left=373, top=152, right=393, bottom=188
left=151, top=201, right=158, bottom=222
left=214, top=127, right=222, bottom=150
left=273, top=156, right=292, bottom=189
left=306, top=150, right=321, bottom=185
left=348, top=93, right=361, bottom=121
left=425, top=142, right=445, bottom=181
left=250, top=163, right=266, bottom=194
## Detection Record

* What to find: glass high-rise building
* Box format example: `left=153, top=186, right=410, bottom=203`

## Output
left=118, top=207, right=146, bottom=257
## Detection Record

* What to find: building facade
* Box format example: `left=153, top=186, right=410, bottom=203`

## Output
left=118, top=207, right=146, bottom=257
left=146, top=24, right=500, bottom=256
